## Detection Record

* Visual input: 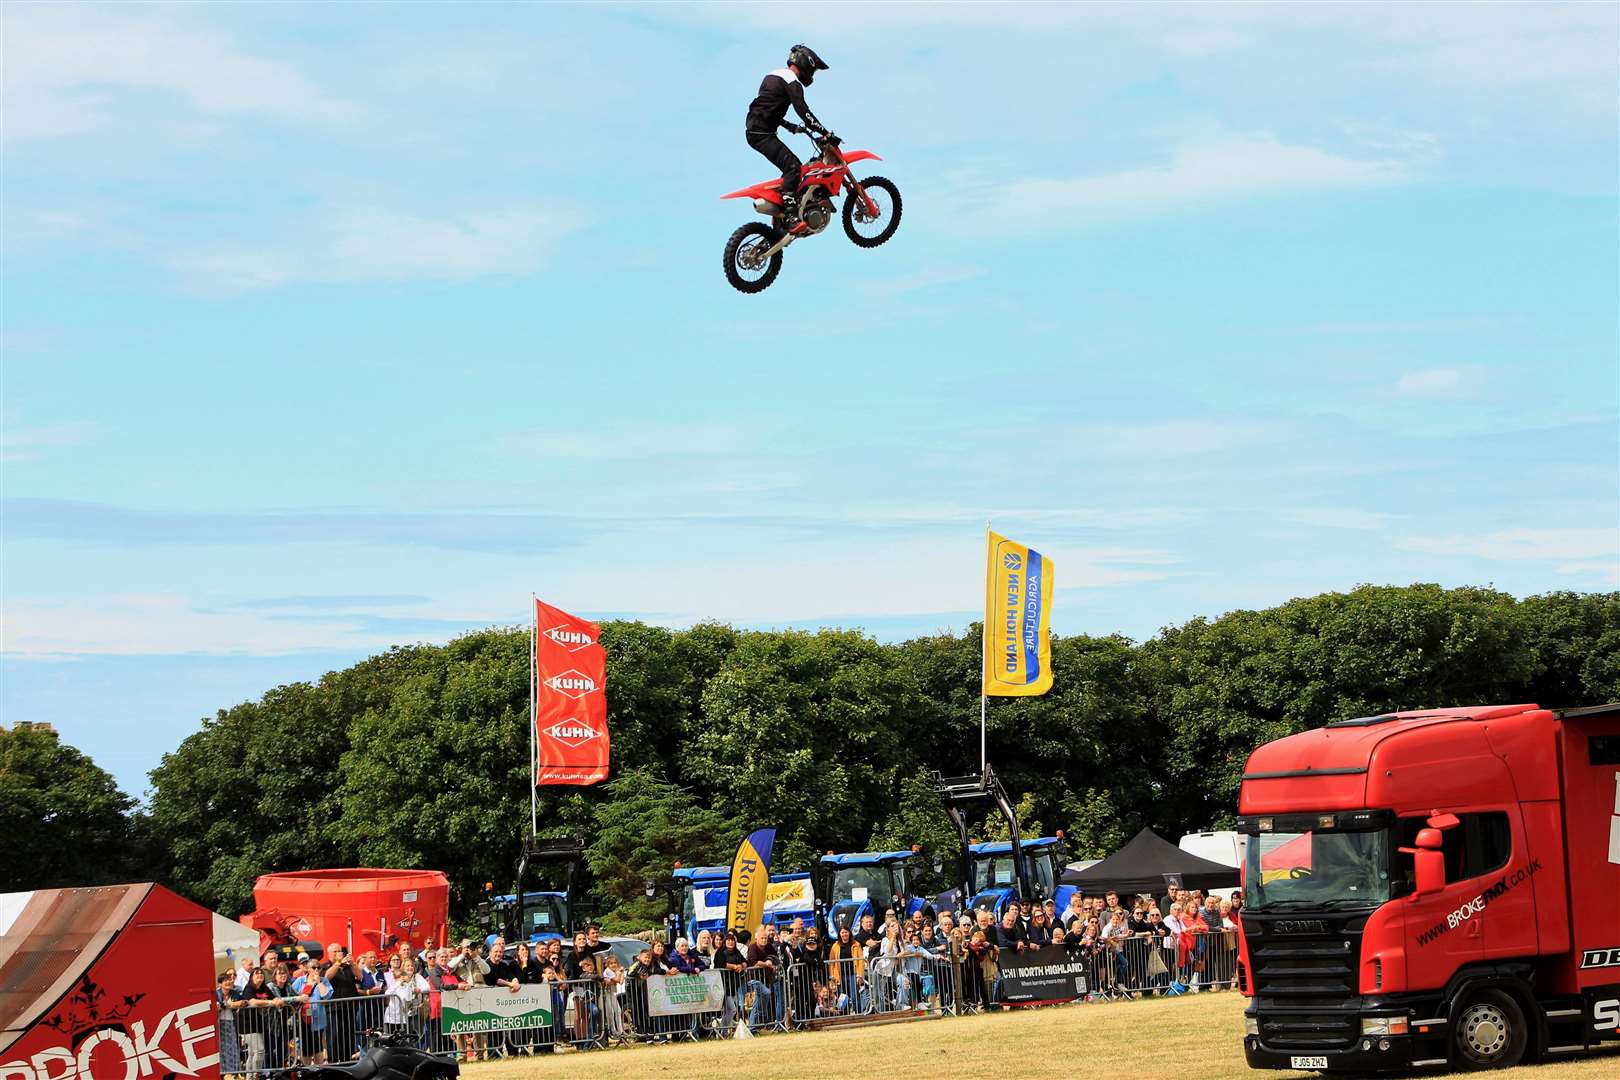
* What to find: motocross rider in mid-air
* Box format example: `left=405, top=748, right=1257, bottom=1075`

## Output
left=744, top=44, right=831, bottom=228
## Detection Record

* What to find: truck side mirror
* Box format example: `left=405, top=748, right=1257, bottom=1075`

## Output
left=1399, top=828, right=1446, bottom=898
left=1410, top=849, right=1444, bottom=897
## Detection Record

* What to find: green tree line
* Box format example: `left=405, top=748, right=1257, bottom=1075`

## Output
left=5, top=584, right=1616, bottom=930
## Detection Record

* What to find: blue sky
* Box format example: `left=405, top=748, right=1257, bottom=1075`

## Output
left=3, top=1, right=1616, bottom=798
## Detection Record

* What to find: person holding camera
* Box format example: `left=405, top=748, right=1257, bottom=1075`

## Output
left=447, top=940, right=489, bottom=1060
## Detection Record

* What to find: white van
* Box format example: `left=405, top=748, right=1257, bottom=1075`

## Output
left=1179, top=830, right=1246, bottom=868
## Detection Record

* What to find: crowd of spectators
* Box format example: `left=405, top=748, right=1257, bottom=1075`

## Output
left=214, top=886, right=1243, bottom=1075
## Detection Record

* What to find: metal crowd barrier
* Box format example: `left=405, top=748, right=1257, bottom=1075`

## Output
left=1041, top=930, right=1240, bottom=1003
left=789, top=952, right=958, bottom=1022
left=226, top=992, right=404, bottom=1076
left=215, top=931, right=1240, bottom=1073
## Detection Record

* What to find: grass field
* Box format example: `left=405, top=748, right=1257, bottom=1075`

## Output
left=467, top=990, right=1618, bottom=1080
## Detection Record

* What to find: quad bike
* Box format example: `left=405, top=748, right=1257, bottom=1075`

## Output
left=295, top=1030, right=457, bottom=1080
left=720, top=129, right=902, bottom=293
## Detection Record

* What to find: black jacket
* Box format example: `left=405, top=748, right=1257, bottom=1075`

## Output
left=745, top=68, right=822, bottom=135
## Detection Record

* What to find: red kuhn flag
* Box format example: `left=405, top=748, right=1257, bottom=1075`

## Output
left=533, top=598, right=610, bottom=785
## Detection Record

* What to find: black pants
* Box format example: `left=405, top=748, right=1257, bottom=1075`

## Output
left=747, top=131, right=801, bottom=199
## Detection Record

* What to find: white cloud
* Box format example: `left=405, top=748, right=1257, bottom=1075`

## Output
left=1285, top=508, right=1393, bottom=531
left=1, top=4, right=363, bottom=140
left=1394, top=368, right=1477, bottom=398
left=873, top=264, right=989, bottom=296
left=0, top=592, right=512, bottom=659
left=499, top=419, right=772, bottom=461
left=0, top=526, right=1183, bottom=655
left=0, top=421, right=94, bottom=463
left=1059, top=419, right=1291, bottom=459
left=1161, top=27, right=1250, bottom=58
left=1552, top=560, right=1620, bottom=586
left=678, top=2, right=1616, bottom=121
left=174, top=204, right=588, bottom=290
left=1398, top=527, right=1618, bottom=563
left=1, top=595, right=365, bottom=658
left=942, top=133, right=1405, bottom=230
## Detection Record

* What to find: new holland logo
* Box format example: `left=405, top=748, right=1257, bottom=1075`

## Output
left=1003, top=552, right=1023, bottom=571
left=543, top=624, right=597, bottom=652
left=543, top=670, right=598, bottom=700
left=544, top=720, right=602, bottom=748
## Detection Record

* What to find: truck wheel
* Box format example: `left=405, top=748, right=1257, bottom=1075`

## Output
left=1452, top=989, right=1527, bottom=1070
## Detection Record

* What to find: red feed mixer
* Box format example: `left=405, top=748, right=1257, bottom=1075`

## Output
left=1235, top=703, right=1620, bottom=1073
left=245, top=869, right=449, bottom=958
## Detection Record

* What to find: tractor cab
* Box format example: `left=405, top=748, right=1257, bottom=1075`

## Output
left=818, top=849, right=925, bottom=935
left=478, top=890, right=569, bottom=946
left=964, top=836, right=1075, bottom=919
left=482, top=835, right=588, bottom=946
left=671, top=865, right=731, bottom=943
left=666, top=864, right=820, bottom=944
left=933, top=767, right=1073, bottom=920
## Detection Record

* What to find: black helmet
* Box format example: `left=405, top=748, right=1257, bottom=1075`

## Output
left=788, top=44, right=828, bottom=86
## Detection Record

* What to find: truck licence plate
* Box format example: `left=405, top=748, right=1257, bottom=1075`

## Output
left=1289, top=1057, right=1329, bottom=1070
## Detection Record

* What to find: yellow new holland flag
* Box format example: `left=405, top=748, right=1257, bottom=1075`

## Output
left=984, top=530, right=1054, bottom=696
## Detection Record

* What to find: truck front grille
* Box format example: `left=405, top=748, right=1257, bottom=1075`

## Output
left=1246, top=918, right=1361, bottom=1050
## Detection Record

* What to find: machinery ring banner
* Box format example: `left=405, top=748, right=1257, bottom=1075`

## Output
left=647, top=971, right=726, bottom=1016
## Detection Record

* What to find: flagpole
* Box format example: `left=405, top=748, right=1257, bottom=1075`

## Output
left=981, top=518, right=990, bottom=775
left=530, top=594, right=538, bottom=840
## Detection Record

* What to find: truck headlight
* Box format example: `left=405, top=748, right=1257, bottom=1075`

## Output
left=1360, top=1016, right=1408, bottom=1036
left=1245, top=1017, right=1260, bottom=1036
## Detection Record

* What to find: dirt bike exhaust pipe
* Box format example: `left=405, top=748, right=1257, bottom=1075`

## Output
left=753, top=199, right=776, bottom=215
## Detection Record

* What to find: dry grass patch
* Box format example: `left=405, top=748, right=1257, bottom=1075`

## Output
left=467, top=989, right=1619, bottom=1080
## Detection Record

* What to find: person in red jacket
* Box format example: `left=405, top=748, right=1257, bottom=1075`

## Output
left=1178, top=903, right=1210, bottom=990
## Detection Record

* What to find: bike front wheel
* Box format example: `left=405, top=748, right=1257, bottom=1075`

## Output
left=842, top=176, right=902, bottom=248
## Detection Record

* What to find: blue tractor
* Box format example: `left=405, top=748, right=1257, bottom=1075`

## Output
left=665, top=865, right=818, bottom=944
left=817, top=848, right=928, bottom=936
left=478, top=835, right=587, bottom=946
left=933, top=768, right=1074, bottom=921
left=961, top=836, right=1076, bottom=920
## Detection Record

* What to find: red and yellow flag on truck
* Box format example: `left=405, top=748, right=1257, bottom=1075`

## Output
left=533, top=598, right=610, bottom=786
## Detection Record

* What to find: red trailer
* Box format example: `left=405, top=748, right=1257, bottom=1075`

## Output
left=247, top=869, right=449, bottom=957
left=1236, top=703, right=1620, bottom=1072
left=1, top=883, right=220, bottom=1080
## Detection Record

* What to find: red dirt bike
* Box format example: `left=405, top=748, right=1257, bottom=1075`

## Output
left=721, top=130, right=901, bottom=293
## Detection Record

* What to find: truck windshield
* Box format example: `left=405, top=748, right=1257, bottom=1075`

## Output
left=831, top=866, right=892, bottom=907
left=973, top=851, right=1056, bottom=897
left=1244, top=829, right=1391, bottom=911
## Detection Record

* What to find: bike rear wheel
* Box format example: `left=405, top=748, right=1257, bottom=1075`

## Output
left=723, top=222, right=784, bottom=293
left=842, top=176, right=902, bottom=248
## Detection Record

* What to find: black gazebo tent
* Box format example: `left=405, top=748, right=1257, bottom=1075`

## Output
left=1060, top=826, right=1240, bottom=896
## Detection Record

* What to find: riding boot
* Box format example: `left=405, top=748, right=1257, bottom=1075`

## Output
left=779, top=190, right=800, bottom=226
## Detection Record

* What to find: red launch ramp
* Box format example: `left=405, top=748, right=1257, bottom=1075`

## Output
left=1, top=883, right=220, bottom=1080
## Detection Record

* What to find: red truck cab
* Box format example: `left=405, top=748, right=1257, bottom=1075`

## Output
left=1237, top=703, right=1620, bottom=1072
